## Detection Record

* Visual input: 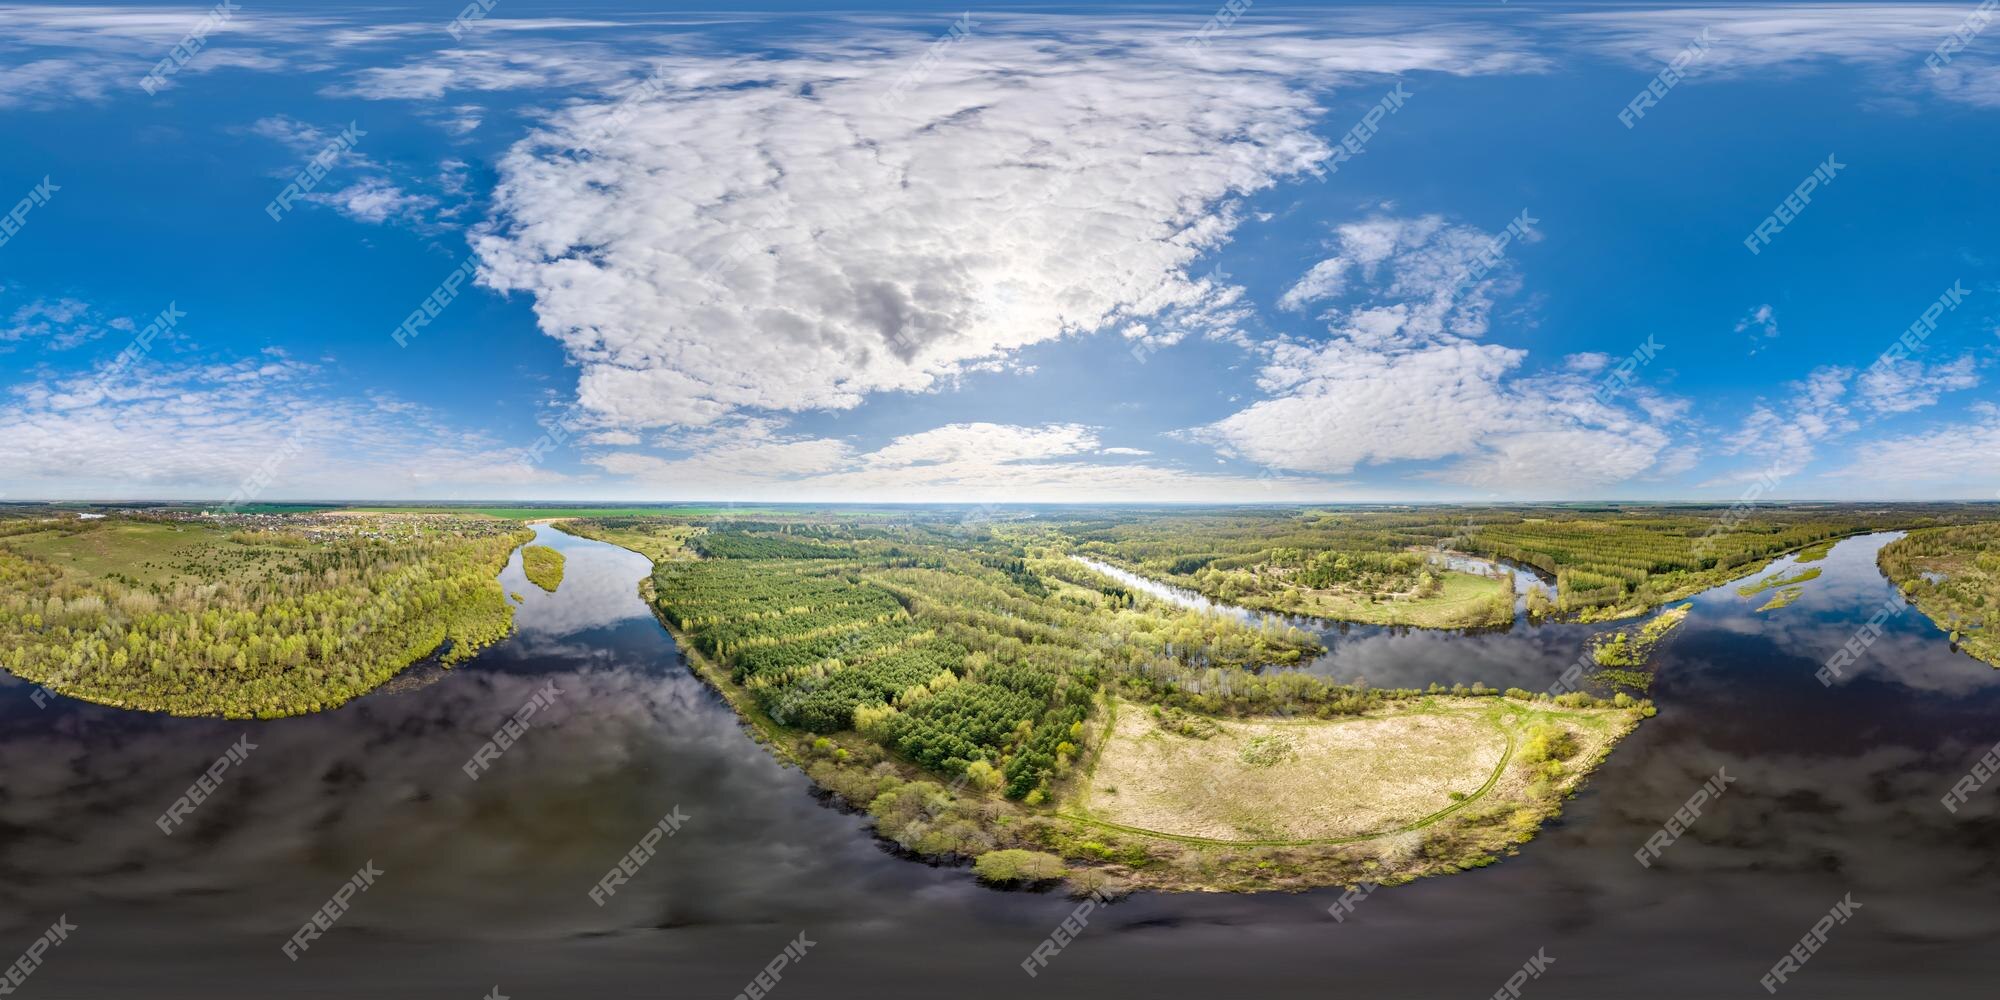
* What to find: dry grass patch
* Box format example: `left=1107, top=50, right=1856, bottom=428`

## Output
left=1075, top=698, right=1514, bottom=842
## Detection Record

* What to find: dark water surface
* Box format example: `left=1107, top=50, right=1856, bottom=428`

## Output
left=4, top=527, right=1998, bottom=998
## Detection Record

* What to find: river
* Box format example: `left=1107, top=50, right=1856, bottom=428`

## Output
left=3, top=526, right=1997, bottom=998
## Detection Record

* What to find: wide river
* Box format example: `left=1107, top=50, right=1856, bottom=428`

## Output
left=3, top=526, right=1998, bottom=998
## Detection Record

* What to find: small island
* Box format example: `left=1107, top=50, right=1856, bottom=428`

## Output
left=522, top=544, right=566, bottom=593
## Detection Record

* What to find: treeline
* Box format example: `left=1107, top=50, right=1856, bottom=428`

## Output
left=0, top=518, right=531, bottom=717
left=651, top=522, right=1322, bottom=802
left=1880, top=524, right=2000, bottom=666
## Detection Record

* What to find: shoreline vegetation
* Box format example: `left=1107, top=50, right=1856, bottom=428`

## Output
left=522, top=545, right=566, bottom=593
left=0, top=511, right=531, bottom=717
left=1056, top=509, right=1919, bottom=629
left=1879, top=525, right=2000, bottom=667
left=11, top=502, right=2000, bottom=891
left=612, top=513, right=1651, bottom=893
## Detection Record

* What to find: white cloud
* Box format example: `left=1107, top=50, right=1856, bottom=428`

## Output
left=0, top=351, right=565, bottom=499
left=1709, top=365, right=1857, bottom=484
left=306, top=177, right=437, bottom=225
left=1, top=297, right=120, bottom=350
left=1562, top=5, right=2000, bottom=108
left=1201, top=214, right=1671, bottom=492
left=470, top=24, right=1538, bottom=431
left=1835, top=403, right=2000, bottom=489
left=328, top=45, right=631, bottom=100
left=865, top=422, right=1097, bottom=467
left=1856, top=355, right=1979, bottom=414
left=587, top=421, right=1340, bottom=502
left=1736, top=303, right=1779, bottom=354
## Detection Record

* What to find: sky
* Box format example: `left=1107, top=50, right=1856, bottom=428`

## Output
left=0, top=1, right=1996, bottom=504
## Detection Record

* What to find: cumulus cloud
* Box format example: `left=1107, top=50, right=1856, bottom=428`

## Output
left=865, top=422, right=1098, bottom=467
left=468, top=23, right=1542, bottom=431
left=1200, top=214, right=1672, bottom=492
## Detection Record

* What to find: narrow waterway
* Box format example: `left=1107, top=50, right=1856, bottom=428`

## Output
left=2, top=528, right=1998, bottom=998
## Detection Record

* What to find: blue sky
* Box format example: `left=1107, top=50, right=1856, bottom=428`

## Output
left=0, top=1, right=1996, bottom=502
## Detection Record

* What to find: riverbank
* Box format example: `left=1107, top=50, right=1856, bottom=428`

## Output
left=0, top=513, right=531, bottom=718
left=613, top=521, right=1649, bottom=894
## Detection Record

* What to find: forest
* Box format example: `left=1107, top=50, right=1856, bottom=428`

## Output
left=650, top=520, right=1325, bottom=803
left=1879, top=524, right=2000, bottom=667
left=0, top=512, right=531, bottom=716
left=1065, top=504, right=1994, bottom=625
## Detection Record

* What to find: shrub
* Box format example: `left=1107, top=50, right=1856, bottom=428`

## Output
left=973, top=849, right=1066, bottom=885
left=1519, top=724, right=1580, bottom=765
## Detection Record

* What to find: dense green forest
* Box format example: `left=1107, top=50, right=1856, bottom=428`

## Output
left=0, top=514, right=531, bottom=716
left=1880, top=524, right=2000, bottom=666
left=651, top=521, right=1326, bottom=802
